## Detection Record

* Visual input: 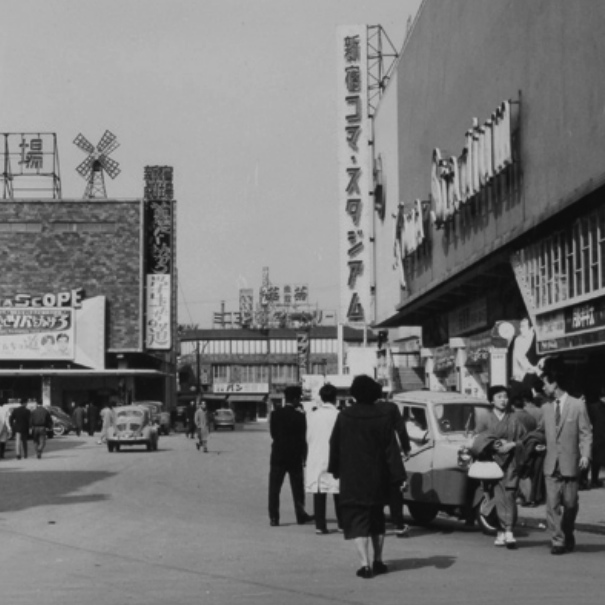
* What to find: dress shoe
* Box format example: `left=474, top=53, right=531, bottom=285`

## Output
left=356, top=566, right=373, bottom=579
left=372, top=561, right=388, bottom=575
left=297, top=514, right=314, bottom=525
left=504, top=531, right=517, bottom=549
left=565, top=536, right=575, bottom=552
left=269, top=518, right=279, bottom=527
left=315, top=528, right=329, bottom=535
left=551, top=545, right=566, bottom=555
left=395, top=525, right=410, bottom=538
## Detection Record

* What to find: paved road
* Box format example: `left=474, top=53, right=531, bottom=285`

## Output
left=0, top=425, right=603, bottom=605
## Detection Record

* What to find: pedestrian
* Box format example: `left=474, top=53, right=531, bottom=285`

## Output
left=328, top=375, right=406, bottom=579
left=72, top=403, right=85, bottom=437
left=268, top=385, right=314, bottom=527
left=305, top=383, right=342, bottom=535
left=87, top=403, right=99, bottom=436
left=194, top=399, right=210, bottom=453
left=586, top=386, right=605, bottom=488
left=471, top=385, right=526, bottom=549
left=375, top=392, right=411, bottom=538
left=11, top=400, right=31, bottom=460
left=30, top=401, right=53, bottom=459
left=537, top=358, right=592, bottom=555
left=98, top=402, right=115, bottom=444
left=0, top=402, right=10, bottom=459
left=186, top=400, right=197, bottom=438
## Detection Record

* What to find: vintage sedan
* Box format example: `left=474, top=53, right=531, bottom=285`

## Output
left=107, top=405, right=159, bottom=452
left=391, top=390, right=494, bottom=532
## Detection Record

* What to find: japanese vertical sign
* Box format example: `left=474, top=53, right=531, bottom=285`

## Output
left=144, top=166, right=174, bottom=350
left=297, top=331, right=310, bottom=381
left=239, top=289, right=254, bottom=326
left=338, top=26, right=372, bottom=324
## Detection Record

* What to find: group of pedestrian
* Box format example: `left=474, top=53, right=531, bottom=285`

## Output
left=0, top=400, right=53, bottom=459
left=470, top=357, right=594, bottom=555
left=268, top=376, right=408, bottom=580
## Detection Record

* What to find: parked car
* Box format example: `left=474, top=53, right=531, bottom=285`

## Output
left=107, top=405, right=159, bottom=452
left=49, top=406, right=75, bottom=437
left=391, top=390, right=495, bottom=532
left=132, top=400, right=171, bottom=435
left=213, top=408, right=235, bottom=431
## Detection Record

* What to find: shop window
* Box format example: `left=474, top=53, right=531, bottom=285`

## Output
left=0, top=222, right=42, bottom=232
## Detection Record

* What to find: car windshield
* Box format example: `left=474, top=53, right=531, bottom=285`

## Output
left=117, top=409, right=144, bottom=418
left=433, top=402, right=492, bottom=434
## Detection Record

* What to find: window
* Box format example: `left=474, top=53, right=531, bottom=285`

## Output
left=213, top=365, right=229, bottom=382
left=515, top=204, right=605, bottom=312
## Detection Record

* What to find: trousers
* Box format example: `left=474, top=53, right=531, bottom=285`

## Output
left=32, top=427, right=47, bottom=456
left=545, top=473, right=579, bottom=547
left=268, top=463, right=306, bottom=522
left=313, top=492, right=341, bottom=531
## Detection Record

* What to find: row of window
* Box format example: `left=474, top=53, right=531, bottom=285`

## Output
left=182, top=338, right=339, bottom=356
left=516, top=204, right=605, bottom=311
left=212, top=364, right=299, bottom=383
left=0, top=222, right=116, bottom=233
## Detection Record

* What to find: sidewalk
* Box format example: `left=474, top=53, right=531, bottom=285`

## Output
left=518, top=483, right=605, bottom=535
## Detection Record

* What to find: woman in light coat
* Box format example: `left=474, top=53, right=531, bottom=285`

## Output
left=305, top=384, right=341, bottom=534
left=0, top=403, right=10, bottom=459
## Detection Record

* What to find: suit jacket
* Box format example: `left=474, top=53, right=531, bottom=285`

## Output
left=538, top=394, right=592, bottom=477
left=11, top=406, right=31, bottom=434
left=270, top=405, right=307, bottom=468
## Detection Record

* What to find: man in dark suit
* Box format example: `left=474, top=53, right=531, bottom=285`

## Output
left=268, top=385, right=313, bottom=526
left=11, top=400, right=31, bottom=460
left=537, top=360, right=592, bottom=555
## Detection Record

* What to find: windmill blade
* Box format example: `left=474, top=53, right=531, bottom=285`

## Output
left=76, top=155, right=94, bottom=178
left=97, top=130, right=118, bottom=154
left=98, top=154, right=121, bottom=179
left=101, top=138, right=120, bottom=156
left=73, top=133, right=95, bottom=154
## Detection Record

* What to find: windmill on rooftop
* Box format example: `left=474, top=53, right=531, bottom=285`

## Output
left=73, top=130, right=121, bottom=198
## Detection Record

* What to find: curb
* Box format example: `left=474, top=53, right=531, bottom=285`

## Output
left=519, top=516, right=605, bottom=536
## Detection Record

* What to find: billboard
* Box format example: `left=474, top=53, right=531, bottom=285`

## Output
left=338, top=26, right=372, bottom=325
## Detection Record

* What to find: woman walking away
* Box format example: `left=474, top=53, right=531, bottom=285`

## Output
left=306, top=383, right=342, bottom=534
left=472, top=385, right=526, bottom=549
left=329, top=375, right=406, bottom=579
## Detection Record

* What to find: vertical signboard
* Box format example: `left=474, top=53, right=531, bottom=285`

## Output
left=338, top=26, right=372, bottom=325
left=297, top=331, right=310, bottom=382
left=144, top=166, right=174, bottom=350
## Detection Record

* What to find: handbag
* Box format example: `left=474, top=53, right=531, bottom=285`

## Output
left=467, top=460, right=504, bottom=480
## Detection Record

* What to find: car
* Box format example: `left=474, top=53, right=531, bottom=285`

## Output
left=391, top=390, right=495, bottom=532
left=132, top=400, right=171, bottom=435
left=49, top=406, right=75, bottom=437
left=213, top=408, right=235, bottom=431
left=107, top=405, right=159, bottom=452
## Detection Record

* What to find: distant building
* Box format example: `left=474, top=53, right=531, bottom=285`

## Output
left=178, top=326, right=379, bottom=421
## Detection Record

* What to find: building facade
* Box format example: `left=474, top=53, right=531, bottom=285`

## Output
left=179, top=326, right=378, bottom=421
left=0, top=196, right=177, bottom=413
left=367, top=1, right=605, bottom=399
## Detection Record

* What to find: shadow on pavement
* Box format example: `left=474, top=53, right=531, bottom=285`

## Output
left=388, top=555, right=456, bottom=572
left=0, top=470, right=114, bottom=514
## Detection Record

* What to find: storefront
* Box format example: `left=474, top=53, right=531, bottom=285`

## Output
left=212, top=383, right=269, bottom=422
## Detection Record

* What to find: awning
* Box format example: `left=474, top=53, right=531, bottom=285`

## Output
left=202, top=394, right=227, bottom=401
left=0, top=369, right=167, bottom=377
left=227, top=395, right=267, bottom=403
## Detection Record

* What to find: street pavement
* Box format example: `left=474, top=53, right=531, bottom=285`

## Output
left=0, top=424, right=604, bottom=605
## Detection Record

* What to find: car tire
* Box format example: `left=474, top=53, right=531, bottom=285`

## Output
left=231, top=425, right=235, bottom=431
left=407, top=502, right=439, bottom=526
left=53, top=423, right=66, bottom=437
left=107, top=442, right=115, bottom=453
left=115, top=444, right=121, bottom=452
left=475, top=495, right=499, bottom=536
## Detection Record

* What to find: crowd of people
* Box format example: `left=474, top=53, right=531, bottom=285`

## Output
left=267, top=359, right=604, bottom=579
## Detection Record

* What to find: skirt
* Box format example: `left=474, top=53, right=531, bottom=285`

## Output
left=340, top=504, right=386, bottom=540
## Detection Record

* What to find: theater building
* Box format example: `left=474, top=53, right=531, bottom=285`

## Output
left=364, top=1, right=605, bottom=398
left=0, top=173, right=177, bottom=412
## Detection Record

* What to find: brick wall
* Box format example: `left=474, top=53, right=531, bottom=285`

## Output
left=0, top=200, right=143, bottom=350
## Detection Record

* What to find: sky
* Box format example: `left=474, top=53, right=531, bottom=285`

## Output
left=1, top=0, right=421, bottom=327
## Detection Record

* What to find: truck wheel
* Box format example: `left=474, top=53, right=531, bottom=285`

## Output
left=107, top=442, right=115, bottom=453
left=407, top=502, right=439, bottom=526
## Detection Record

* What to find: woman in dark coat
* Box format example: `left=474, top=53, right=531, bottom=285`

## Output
left=328, top=375, right=406, bottom=579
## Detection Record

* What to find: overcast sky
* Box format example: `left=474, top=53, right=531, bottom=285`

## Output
left=1, top=0, right=421, bottom=327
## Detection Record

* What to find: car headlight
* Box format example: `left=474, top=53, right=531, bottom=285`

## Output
left=457, top=446, right=473, bottom=469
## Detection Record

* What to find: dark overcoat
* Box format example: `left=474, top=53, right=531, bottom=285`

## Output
left=328, top=402, right=405, bottom=508
left=270, top=405, right=307, bottom=468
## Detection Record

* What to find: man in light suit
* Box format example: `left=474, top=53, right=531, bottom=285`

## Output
left=537, top=360, right=592, bottom=555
